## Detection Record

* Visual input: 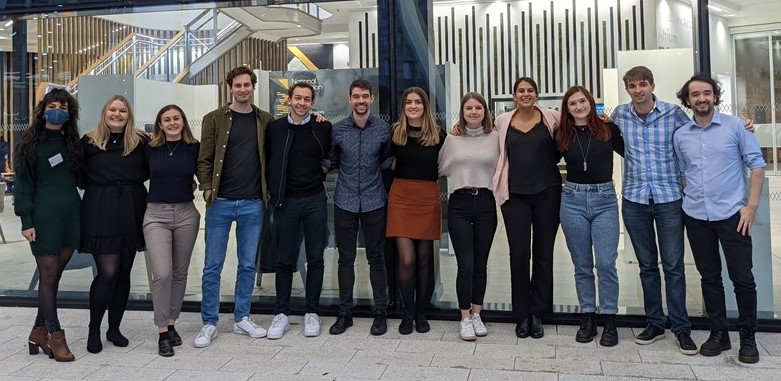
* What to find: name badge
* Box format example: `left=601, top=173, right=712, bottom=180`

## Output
left=48, top=153, right=64, bottom=167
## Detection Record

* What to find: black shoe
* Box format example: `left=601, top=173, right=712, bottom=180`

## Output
left=370, top=313, right=387, bottom=336
left=529, top=315, right=544, bottom=339
left=675, top=332, right=698, bottom=355
left=738, top=328, right=759, bottom=364
left=399, top=313, right=414, bottom=335
left=634, top=324, right=665, bottom=345
left=86, top=327, right=102, bottom=354
left=599, top=314, right=618, bottom=347
left=158, top=337, right=174, bottom=357
left=167, top=326, right=182, bottom=347
left=575, top=313, right=597, bottom=343
left=699, top=330, right=731, bottom=356
left=329, top=313, right=354, bottom=335
left=106, top=329, right=129, bottom=347
left=415, top=314, right=430, bottom=333
left=515, top=317, right=530, bottom=338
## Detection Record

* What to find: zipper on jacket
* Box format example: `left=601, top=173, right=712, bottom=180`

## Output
left=276, top=129, right=292, bottom=206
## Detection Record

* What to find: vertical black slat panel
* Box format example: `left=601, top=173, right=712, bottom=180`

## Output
left=543, top=10, right=549, bottom=93
left=610, top=7, right=616, bottom=68
left=514, top=25, right=520, bottom=80
left=506, top=2, right=512, bottom=94
left=625, top=20, right=631, bottom=52
left=572, top=0, right=578, bottom=85
left=438, top=16, right=443, bottom=64
left=493, top=26, right=499, bottom=96
left=458, top=28, right=464, bottom=95
left=565, top=10, right=571, bottom=88
left=485, top=13, right=491, bottom=97
left=602, top=20, right=608, bottom=78
left=358, top=21, right=364, bottom=69
left=478, top=27, right=484, bottom=95
left=632, top=5, right=638, bottom=50
left=372, top=33, right=377, bottom=67
left=528, top=3, right=533, bottom=77
left=472, top=6, right=478, bottom=92
left=640, top=0, right=646, bottom=49
left=550, top=1, right=556, bottom=93
left=465, top=15, right=471, bottom=90
left=521, top=10, right=526, bottom=77
left=536, top=24, right=542, bottom=88
left=594, top=1, right=601, bottom=99
left=364, top=12, right=370, bottom=68
left=558, top=23, right=563, bottom=92
left=499, top=9, right=505, bottom=95
left=587, top=8, right=593, bottom=93
left=445, top=16, right=450, bottom=63
left=617, top=0, right=622, bottom=50
left=580, top=21, right=587, bottom=91
left=451, top=7, right=456, bottom=65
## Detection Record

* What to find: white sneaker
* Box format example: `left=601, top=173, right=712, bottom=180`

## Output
left=471, top=313, right=488, bottom=337
left=460, top=318, right=476, bottom=341
left=193, top=324, right=218, bottom=348
left=304, top=313, right=321, bottom=337
left=267, top=313, right=290, bottom=340
left=233, top=316, right=267, bottom=338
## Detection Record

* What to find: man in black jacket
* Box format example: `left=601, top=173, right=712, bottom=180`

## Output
left=265, top=82, right=332, bottom=340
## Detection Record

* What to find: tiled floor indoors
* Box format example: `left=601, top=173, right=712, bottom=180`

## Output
left=0, top=306, right=781, bottom=380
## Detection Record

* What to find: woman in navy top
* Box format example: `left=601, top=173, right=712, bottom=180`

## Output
left=143, top=105, right=200, bottom=357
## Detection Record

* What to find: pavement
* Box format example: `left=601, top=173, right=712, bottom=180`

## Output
left=0, top=307, right=781, bottom=380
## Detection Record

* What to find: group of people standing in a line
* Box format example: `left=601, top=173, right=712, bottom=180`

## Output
left=15, top=64, right=764, bottom=364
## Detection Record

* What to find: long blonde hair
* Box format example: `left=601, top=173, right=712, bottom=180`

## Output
left=149, top=104, right=198, bottom=147
left=86, top=94, right=147, bottom=156
left=391, top=87, right=441, bottom=147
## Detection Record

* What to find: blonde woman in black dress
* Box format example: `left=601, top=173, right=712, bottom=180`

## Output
left=81, top=95, right=149, bottom=353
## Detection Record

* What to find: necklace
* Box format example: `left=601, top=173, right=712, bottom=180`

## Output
left=166, top=140, right=182, bottom=156
left=574, top=128, right=592, bottom=172
left=110, top=132, right=122, bottom=144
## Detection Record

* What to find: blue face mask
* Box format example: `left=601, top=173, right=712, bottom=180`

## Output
left=44, top=109, right=70, bottom=125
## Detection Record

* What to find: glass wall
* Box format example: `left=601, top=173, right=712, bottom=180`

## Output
left=1, top=0, right=781, bottom=324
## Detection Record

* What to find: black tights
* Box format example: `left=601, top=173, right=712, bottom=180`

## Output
left=34, top=249, right=75, bottom=332
left=396, top=238, right=434, bottom=315
left=89, top=249, right=136, bottom=331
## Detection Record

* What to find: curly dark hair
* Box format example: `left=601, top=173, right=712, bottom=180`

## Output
left=14, top=88, right=83, bottom=185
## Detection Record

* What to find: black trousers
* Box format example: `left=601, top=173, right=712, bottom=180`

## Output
left=334, top=205, right=388, bottom=313
left=684, top=212, right=757, bottom=331
left=448, top=189, right=497, bottom=310
left=500, top=186, right=560, bottom=321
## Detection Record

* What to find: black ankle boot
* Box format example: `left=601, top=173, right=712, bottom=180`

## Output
left=529, top=315, right=544, bottom=339
left=515, top=317, right=530, bottom=338
left=599, top=314, right=618, bottom=347
left=575, top=313, right=597, bottom=343
left=738, top=327, right=759, bottom=364
left=106, top=329, right=129, bottom=347
left=87, top=327, right=102, bottom=354
left=158, top=333, right=174, bottom=357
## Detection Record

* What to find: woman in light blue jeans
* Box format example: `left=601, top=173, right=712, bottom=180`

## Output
left=554, top=86, right=624, bottom=347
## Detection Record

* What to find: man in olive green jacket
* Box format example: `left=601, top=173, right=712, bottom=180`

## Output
left=194, top=66, right=274, bottom=348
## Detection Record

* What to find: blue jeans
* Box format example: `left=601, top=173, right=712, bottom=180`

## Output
left=274, top=191, right=327, bottom=315
left=201, top=198, right=263, bottom=325
left=560, top=182, right=619, bottom=314
left=622, top=198, right=690, bottom=334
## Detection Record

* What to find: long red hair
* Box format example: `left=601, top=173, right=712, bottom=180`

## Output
left=554, top=86, right=611, bottom=152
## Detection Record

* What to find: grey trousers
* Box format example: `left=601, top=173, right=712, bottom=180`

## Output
left=143, top=202, right=200, bottom=327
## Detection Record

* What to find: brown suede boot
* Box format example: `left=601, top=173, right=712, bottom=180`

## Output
left=28, top=326, right=50, bottom=356
left=47, top=330, right=75, bottom=362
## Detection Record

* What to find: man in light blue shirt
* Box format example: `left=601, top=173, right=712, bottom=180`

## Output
left=610, top=66, right=695, bottom=354
left=674, top=74, right=765, bottom=364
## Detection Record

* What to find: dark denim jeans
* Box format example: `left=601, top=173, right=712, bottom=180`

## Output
left=334, top=205, right=388, bottom=314
left=448, top=189, right=497, bottom=311
left=622, top=198, right=691, bottom=334
left=684, top=212, right=757, bottom=331
left=273, top=190, right=327, bottom=315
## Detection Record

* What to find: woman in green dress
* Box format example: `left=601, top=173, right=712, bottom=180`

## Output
left=14, top=88, right=83, bottom=362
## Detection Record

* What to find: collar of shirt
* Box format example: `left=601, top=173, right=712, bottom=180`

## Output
left=346, top=112, right=377, bottom=129
left=287, top=114, right=311, bottom=125
left=629, top=95, right=660, bottom=119
left=688, top=110, right=722, bottom=130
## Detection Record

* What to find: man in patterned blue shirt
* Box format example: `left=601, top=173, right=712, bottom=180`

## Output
left=611, top=66, right=697, bottom=355
left=327, top=79, right=393, bottom=336
left=674, top=74, right=764, bottom=364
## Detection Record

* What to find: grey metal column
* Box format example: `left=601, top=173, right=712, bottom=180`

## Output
left=692, top=0, right=711, bottom=74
